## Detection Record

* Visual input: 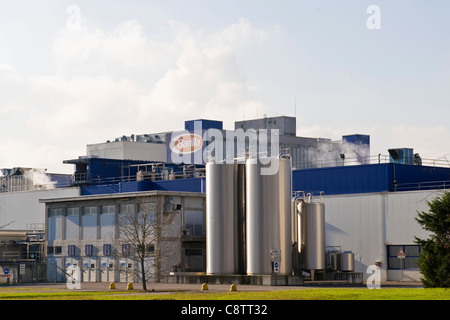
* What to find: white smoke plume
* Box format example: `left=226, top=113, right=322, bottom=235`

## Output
left=304, top=141, right=370, bottom=169
left=24, top=169, right=56, bottom=190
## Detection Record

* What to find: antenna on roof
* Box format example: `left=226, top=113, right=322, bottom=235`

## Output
left=294, top=97, right=297, bottom=118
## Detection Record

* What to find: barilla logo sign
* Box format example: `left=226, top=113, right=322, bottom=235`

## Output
left=170, top=133, right=203, bottom=155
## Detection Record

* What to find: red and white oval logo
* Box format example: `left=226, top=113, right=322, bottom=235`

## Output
left=169, top=133, right=203, bottom=155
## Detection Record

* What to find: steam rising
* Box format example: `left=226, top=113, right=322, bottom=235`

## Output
left=301, top=141, right=370, bottom=169
left=24, top=169, right=56, bottom=190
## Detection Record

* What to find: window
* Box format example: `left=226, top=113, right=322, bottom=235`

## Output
left=100, top=205, right=115, bottom=239
left=185, top=249, right=203, bottom=272
left=82, top=206, right=98, bottom=240
left=103, top=244, right=112, bottom=256
left=47, top=246, right=62, bottom=255
left=84, top=206, right=97, bottom=215
left=85, top=244, right=93, bottom=256
left=68, top=245, right=76, bottom=257
left=48, top=208, right=63, bottom=217
left=120, top=204, right=134, bottom=214
left=65, top=208, right=80, bottom=240
left=137, top=244, right=154, bottom=254
left=67, top=207, right=80, bottom=216
left=101, top=205, right=115, bottom=214
left=122, top=243, right=131, bottom=256
left=48, top=208, right=63, bottom=240
left=387, top=245, right=421, bottom=270
left=185, top=211, right=204, bottom=236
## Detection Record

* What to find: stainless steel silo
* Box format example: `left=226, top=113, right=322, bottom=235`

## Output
left=246, top=158, right=269, bottom=275
left=276, top=155, right=292, bottom=274
left=246, top=155, right=292, bottom=275
left=298, top=201, right=326, bottom=271
left=206, top=162, right=238, bottom=275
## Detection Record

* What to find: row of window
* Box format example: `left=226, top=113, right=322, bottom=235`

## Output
left=49, top=204, right=130, bottom=217
left=47, top=243, right=155, bottom=257
left=48, top=206, right=205, bottom=238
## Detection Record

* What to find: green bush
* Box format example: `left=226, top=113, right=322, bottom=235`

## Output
left=415, top=191, right=450, bottom=288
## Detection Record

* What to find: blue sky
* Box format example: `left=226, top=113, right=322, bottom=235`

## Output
left=0, top=1, right=449, bottom=173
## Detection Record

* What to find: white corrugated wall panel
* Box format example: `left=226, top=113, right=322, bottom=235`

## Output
left=323, top=193, right=383, bottom=274
left=386, top=190, right=437, bottom=244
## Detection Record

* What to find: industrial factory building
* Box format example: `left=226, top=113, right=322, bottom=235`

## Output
left=42, top=190, right=205, bottom=283
left=2, top=116, right=450, bottom=284
left=84, top=116, right=369, bottom=170
left=0, top=168, right=79, bottom=283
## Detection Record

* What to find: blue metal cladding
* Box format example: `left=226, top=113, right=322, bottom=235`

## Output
left=80, top=161, right=450, bottom=197
left=120, top=178, right=205, bottom=193
left=152, top=178, right=205, bottom=193
left=292, top=164, right=392, bottom=196
left=83, top=158, right=150, bottom=183
left=81, top=184, right=120, bottom=195
left=81, top=178, right=205, bottom=195
left=292, top=163, right=450, bottom=196
left=185, top=119, right=223, bottom=131
left=342, top=134, right=370, bottom=146
left=394, top=164, right=450, bottom=191
left=293, top=164, right=381, bottom=196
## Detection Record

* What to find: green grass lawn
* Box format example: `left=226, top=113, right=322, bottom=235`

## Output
left=0, top=287, right=448, bottom=300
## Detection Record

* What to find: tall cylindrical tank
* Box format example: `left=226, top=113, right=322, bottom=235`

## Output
left=206, top=162, right=238, bottom=275
left=277, top=155, right=292, bottom=274
left=246, top=155, right=292, bottom=275
left=246, top=158, right=268, bottom=275
left=298, top=201, right=326, bottom=270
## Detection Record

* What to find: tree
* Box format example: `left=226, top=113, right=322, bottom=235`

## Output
left=117, top=196, right=180, bottom=291
left=415, top=191, right=450, bottom=287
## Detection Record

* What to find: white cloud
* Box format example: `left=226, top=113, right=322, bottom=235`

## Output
left=0, top=18, right=271, bottom=173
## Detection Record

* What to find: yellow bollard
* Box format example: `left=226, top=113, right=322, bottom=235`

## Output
left=201, top=283, right=209, bottom=290
left=127, top=282, right=134, bottom=290
left=230, top=284, right=237, bottom=292
left=109, top=282, right=116, bottom=289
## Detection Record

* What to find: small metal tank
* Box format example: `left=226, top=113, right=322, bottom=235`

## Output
left=327, top=251, right=339, bottom=272
left=298, top=201, right=326, bottom=271
left=340, top=251, right=355, bottom=272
